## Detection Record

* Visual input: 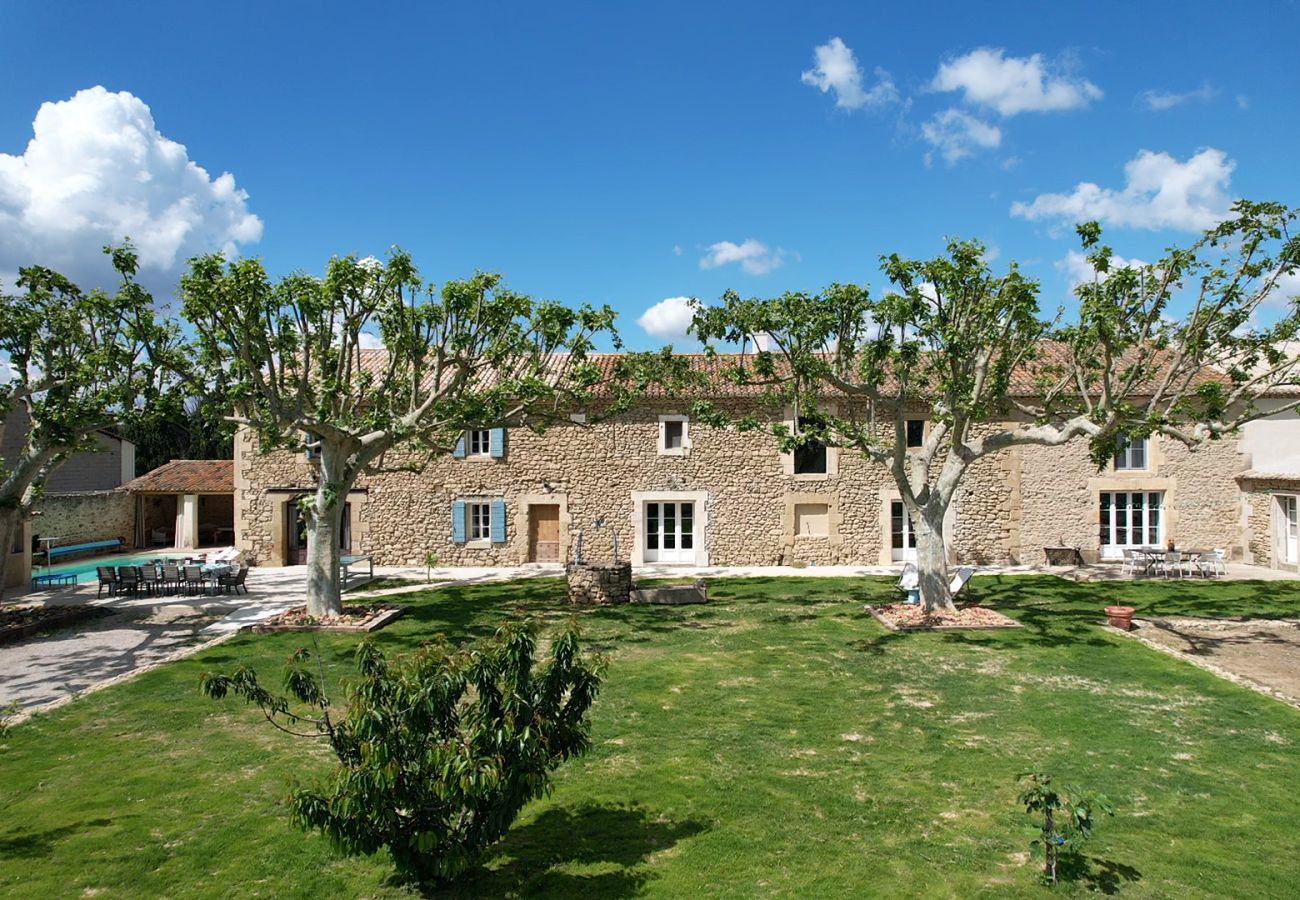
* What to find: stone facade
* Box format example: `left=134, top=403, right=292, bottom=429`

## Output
left=1239, top=475, right=1300, bottom=570
left=1015, top=433, right=1246, bottom=564
left=234, top=401, right=1256, bottom=571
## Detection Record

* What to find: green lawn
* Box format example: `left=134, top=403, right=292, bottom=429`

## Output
left=2, top=575, right=1298, bottom=898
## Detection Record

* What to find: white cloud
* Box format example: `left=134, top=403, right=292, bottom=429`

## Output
left=801, top=37, right=899, bottom=111
left=1236, top=94, right=1250, bottom=110
left=0, top=86, right=262, bottom=297
left=637, top=296, right=697, bottom=340
left=1263, top=270, right=1300, bottom=308
left=930, top=48, right=1102, bottom=116
left=357, top=331, right=384, bottom=349
left=699, top=239, right=788, bottom=275
left=1010, top=148, right=1235, bottom=231
left=672, top=244, right=683, bottom=256
left=1138, top=82, right=1219, bottom=111
left=1058, top=249, right=1148, bottom=288
left=921, top=108, right=1002, bottom=165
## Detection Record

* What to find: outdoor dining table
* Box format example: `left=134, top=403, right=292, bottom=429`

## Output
left=1135, top=547, right=1212, bottom=576
left=195, top=562, right=232, bottom=595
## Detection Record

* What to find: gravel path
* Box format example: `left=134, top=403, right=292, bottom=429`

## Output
left=1129, top=616, right=1300, bottom=707
left=0, top=604, right=224, bottom=712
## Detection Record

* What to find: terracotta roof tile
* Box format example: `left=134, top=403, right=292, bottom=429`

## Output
left=119, top=459, right=233, bottom=494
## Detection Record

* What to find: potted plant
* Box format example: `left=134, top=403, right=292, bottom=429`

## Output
left=1104, top=604, right=1136, bottom=630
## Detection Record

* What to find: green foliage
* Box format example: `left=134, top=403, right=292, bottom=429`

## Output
left=179, top=249, right=625, bottom=613
left=118, top=384, right=236, bottom=474
left=0, top=246, right=177, bottom=584
left=1017, top=772, right=1114, bottom=886
left=201, top=620, right=604, bottom=885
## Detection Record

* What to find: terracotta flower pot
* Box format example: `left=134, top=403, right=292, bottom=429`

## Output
left=1105, top=605, right=1136, bottom=630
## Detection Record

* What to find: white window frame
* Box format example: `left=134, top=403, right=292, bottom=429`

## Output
left=1278, top=494, right=1299, bottom=565
left=467, top=501, right=492, bottom=542
left=890, top=500, right=917, bottom=562
left=658, top=415, right=690, bottom=456
left=1114, top=435, right=1148, bottom=471
left=631, top=490, right=709, bottom=566
left=1099, top=490, right=1164, bottom=558
left=467, top=429, right=493, bottom=458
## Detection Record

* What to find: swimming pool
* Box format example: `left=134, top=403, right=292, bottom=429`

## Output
left=33, top=552, right=189, bottom=584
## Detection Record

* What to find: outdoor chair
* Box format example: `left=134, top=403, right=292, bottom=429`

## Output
left=218, top=564, right=248, bottom=595
left=162, top=563, right=182, bottom=595
left=182, top=565, right=206, bottom=596
left=1157, top=551, right=1185, bottom=579
left=949, top=565, right=975, bottom=599
left=1121, top=548, right=1144, bottom=577
left=896, top=562, right=920, bottom=604
left=1202, top=549, right=1227, bottom=577
left=116, top=565, right=142, bottom=596
left=95, top=566, right=118, bottom=599
left=141, top=564, right=163, bottom=594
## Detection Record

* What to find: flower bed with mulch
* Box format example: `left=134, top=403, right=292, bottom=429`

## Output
left=0, top=604, right=113, bottom=645
left=243, top=603, right=405, bottom=634
left=866, top=603, right=1022, bottom=632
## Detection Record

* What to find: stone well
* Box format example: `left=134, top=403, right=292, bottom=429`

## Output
left=565, top=562, right=632, bottom=605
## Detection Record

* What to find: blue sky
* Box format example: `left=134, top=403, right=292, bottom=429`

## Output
left=2, top=1, right=1297, bottom=348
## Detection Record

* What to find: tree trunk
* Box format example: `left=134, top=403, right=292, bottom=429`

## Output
left=915, top=504, right=955, bottom=614
left=304, top=445, right=350, bottom=617
left=0, top=505, right=19, bottom=601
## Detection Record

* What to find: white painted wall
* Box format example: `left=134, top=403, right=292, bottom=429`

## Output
left=1239, top=399, right=1300, bottom=474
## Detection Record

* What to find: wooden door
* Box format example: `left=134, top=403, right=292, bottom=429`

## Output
left=528, top=505, right=560, bottom=562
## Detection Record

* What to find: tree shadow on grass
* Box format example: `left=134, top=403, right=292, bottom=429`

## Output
left=1057, top=853, right=1142, bottom=895
left=420, top=803, right=708, bottom=898
left=0, top=818, right=116, bottom=859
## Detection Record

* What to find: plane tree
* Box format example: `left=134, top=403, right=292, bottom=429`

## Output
left=690, top=200, right=1300, bottom=612
left=0, top=246, right=175, bottom=589
left=181, top=249, right=622, bottom=616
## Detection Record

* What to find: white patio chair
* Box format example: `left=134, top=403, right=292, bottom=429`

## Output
left=1121, top=548, right=1142, bottom=577
left=1158, top=551, right=1184, bottom=579
left=1202, top=549, right=1227, bottom=577
left=897, top=562, right=920, bottom=604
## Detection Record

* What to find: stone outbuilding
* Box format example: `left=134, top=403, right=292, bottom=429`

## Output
left=120, top=459, right=235, bottom=550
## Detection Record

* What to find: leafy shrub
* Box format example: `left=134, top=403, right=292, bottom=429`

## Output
left=1017, top=772, right=1114, bottom=886
left=201, top=620, right=603, bottom=884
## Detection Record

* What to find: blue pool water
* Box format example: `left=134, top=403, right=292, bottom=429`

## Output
left=34, top=552, right=188, bottom=584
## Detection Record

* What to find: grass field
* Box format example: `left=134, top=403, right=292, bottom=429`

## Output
left=1, top=575, right=1298, bottom=897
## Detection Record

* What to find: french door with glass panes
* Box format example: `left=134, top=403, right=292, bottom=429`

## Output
left=1099, top=491, right=1163, bottom=559
left=644, top=501, right=695, bottom=563
left=890, top=500, right=917, bottom=562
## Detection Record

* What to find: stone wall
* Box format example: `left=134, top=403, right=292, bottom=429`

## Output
left=566, top=562, right=631, bottom=604
left=31, top=490, right=136, bottom=549
left=1016, top=433, right=1246, bottom=564
left=234, top=405, right=1252, bottom=570
left=1239, top=477, right=1300, bottom=569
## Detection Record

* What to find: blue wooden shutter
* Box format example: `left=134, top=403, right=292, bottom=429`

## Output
left=489, top=427, right=505, bottom=458
left=451, top=500, right=466, bottom=543
left=452, top=432, right=467, bottom=459
left=490, top=498, right=507, bottom=544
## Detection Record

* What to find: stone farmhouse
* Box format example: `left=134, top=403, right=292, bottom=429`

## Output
left=232, top=354, right=1300, bottom=575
